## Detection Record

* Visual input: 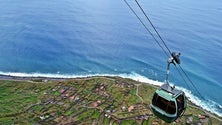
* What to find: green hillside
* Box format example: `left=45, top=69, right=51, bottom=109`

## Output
left=0, top=76, right=221, bottom=125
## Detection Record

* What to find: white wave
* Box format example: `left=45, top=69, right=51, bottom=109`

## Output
left=118, top=72, right=163, bottom=86
left=0, top=71, right=161, bottom=85
left=173, top=86, right=222, bottom=117
left=0, top=71, right=117, bottom=79
left=0, top=71, right=221, bottom=117
left=0, top=71, right=163, bottom=86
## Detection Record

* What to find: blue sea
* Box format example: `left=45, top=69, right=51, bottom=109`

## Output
left=0, top=0, right=222, bottom=117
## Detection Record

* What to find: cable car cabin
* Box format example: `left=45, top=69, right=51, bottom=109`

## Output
left=150, top=84, right=186, bottom=123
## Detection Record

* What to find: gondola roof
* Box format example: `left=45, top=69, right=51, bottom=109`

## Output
left=159, top=84, right=182, bottom=97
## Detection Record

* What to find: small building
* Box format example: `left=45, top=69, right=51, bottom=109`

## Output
left=128, top=105, right=134, bottom=112
left=121, top=106, right=126, bottom=111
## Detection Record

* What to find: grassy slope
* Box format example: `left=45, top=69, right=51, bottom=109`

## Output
left=0, top=77, right=221, bottom=125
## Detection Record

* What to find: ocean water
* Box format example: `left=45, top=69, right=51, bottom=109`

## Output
left=0, top=0, right=222, bottom=116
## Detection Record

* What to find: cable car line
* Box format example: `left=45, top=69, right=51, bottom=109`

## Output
left=137, top=0, right=203, bottom=98
left=123, top=0, right=203, bottom=98
left=123, top=0, right=170, bottom=58
left=134, top=0, right=172, bottom=55
left=178, top=65, right=203, bottom=98
left=133, top=0, right=203, bottom=98
left=175, top=65, right=192, bottom=91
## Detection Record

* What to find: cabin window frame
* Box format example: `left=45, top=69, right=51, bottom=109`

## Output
left=152, top=93, right=176, bottom=115
left=176, top=94, right=185, bottom=115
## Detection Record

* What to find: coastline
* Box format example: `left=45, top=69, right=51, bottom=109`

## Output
left=0, top=74, right=221, bottom=122
left=0, top=74, right=66, bottom=81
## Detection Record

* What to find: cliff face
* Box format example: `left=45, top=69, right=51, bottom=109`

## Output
left=0, top=76, right=221, bottom=124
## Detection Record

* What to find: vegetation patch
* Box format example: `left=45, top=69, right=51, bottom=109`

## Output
left=0, top=77, right=221, bottom=124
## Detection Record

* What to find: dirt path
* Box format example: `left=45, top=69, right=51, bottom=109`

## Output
left=136, top=84, right=144, bottom=104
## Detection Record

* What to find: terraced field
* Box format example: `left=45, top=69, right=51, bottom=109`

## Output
left=0, top=76, right=221, bottom=124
